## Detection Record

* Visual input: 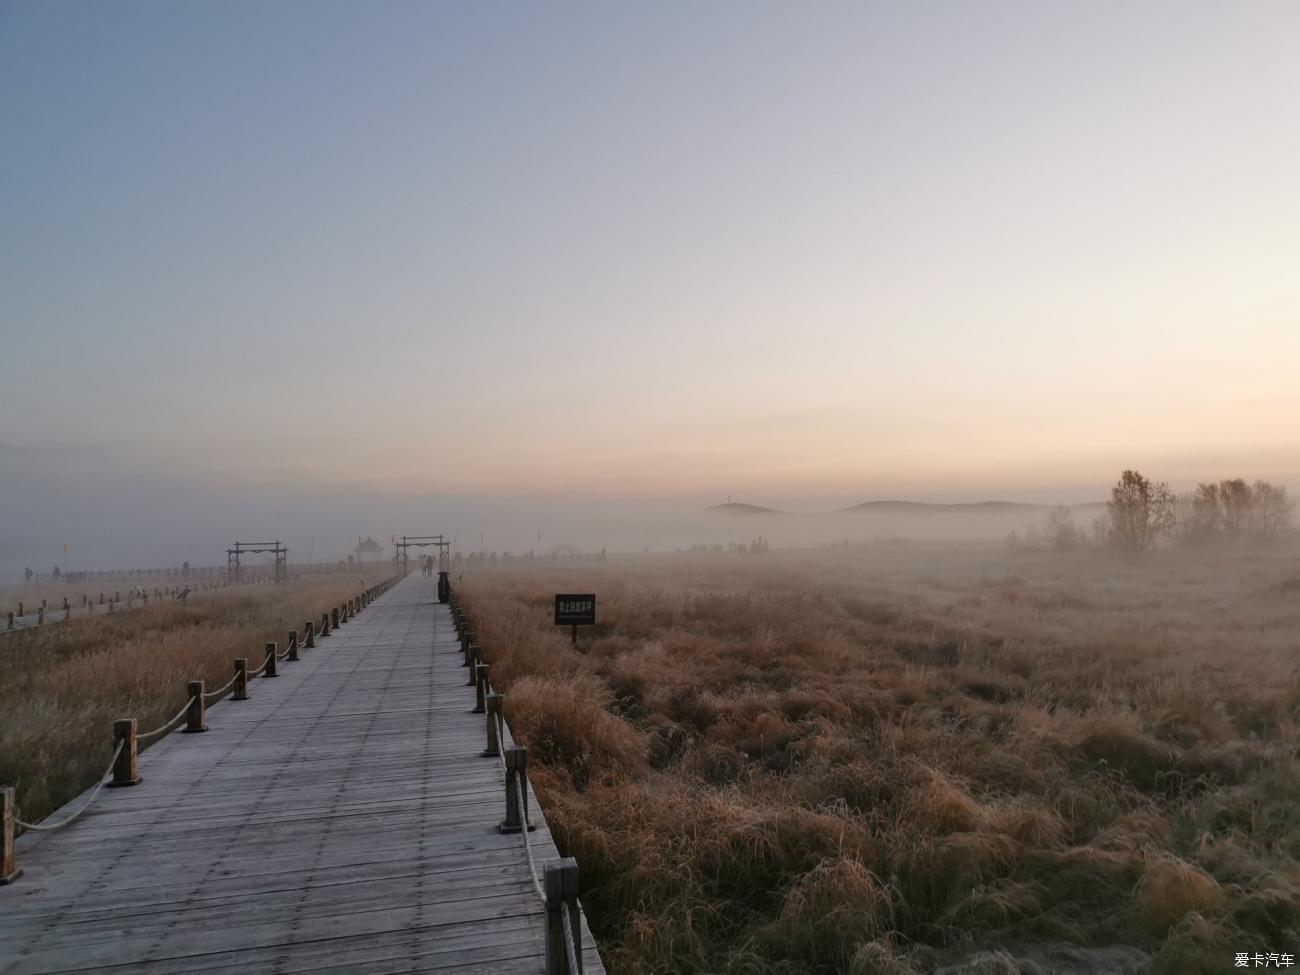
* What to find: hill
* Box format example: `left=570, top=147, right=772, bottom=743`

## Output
left=840, top=499, right=1105, bottom=515
left=705, top=502, right=784, bottom=515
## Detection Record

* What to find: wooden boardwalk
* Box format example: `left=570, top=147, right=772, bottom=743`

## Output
left=0, top=574, right=605, bottom=974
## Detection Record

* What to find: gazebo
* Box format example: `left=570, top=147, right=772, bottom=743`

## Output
left=354, top=536, right=384, bottom=563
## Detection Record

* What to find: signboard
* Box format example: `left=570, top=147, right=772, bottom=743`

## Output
left=554, top=594, right=596, bottom=627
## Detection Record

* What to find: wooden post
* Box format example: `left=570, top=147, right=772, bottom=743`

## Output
left=234, top=658, right=249, bottom=700
left=466, top=645, right=479, bottom=686
left=499, top=746, right=534, bottom=833
left=321, top=612, right=330, bottom=637
left=462, top=630, right=473, bottom=668
left=263, top=642, right=278, bottom=678
left=5, top=612, right=11, bottom=630
left=184, top=681, right=207, bottom=733
left=304, top=621, right=315, bottom=648
left=483, top=693, right=503, bottom=757
left=37, top=607, right=44, bottom=625
left=287, top=631, right=299, bottom=662
left=545, top=859, right=584, bottom=975
left=108, top=719, right=142, bottom=787
left=62, top=597, right=69, bottom=611
left=1, top=786, right=21, bottom=885
left=17, top=601, right=23, bottom=617
left=474, top=664, right=490, bottom=713
left=331, top=608, right=340, bottom=630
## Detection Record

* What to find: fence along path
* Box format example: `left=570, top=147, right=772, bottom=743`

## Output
left=0, top=573, right=605, bottom=974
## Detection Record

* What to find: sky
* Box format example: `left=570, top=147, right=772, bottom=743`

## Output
left=2, top=2, right=1299, bottom=570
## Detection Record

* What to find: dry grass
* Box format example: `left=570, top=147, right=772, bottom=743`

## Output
left=458, top=542, right=1300, bottom=973
left=0, top=570, right=390, bottom=823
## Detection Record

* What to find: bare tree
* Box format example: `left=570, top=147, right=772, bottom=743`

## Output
left=1089, top=515, right=1108, bottom=548
left=1172, top=483, right=1222, bottom=547
left=1246, top=480, right=1294, bottom=543
left=1107, top=470, right=1174, bottom=552
left=1042, top=505, right=1079, bottom=551
left=1218, top=478, right=1252, bottom=542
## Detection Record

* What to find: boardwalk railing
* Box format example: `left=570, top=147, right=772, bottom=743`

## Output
left=448, top=588, right=587, bottom=975
left=24, top=561, right=393, bottom=585
left=5, top=578, right=284, bottom=634
left=0, top=574, right=403, bottom=885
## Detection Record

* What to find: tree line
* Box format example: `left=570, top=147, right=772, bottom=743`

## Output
left=1012, top=470, right=1295, bottom=553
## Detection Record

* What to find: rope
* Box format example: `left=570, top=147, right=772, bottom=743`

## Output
left=495, top=713, right=508, bottom=777
left=560, top=900, right=580, bottom=974
left=15, top=740, right=125, bottom=833
left=275, top=646, right=291, bottom=661
left=136, top=696, right=195, bottom=742
left=514, top=772, right=546, bottom=905
left=203, top=672, right=238, bottom=703
left=247, top=651, right=272, bottom=678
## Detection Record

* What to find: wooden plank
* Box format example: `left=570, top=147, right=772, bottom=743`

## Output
left=0, top=575, right=606, bottom=975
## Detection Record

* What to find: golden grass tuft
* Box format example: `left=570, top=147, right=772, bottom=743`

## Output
left=1137, top=855, right=1229, bottom=934
left=505, top=673, right=649, bottom=785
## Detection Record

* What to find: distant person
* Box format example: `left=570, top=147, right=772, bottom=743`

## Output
left=24, top=566, right=33, bottom=583
left=52, top=565, right=61, bottom=580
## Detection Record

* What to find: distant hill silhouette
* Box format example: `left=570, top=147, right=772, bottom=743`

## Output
left=840, top=500, right=1106, bottom=515
left=704, top=500, right=1106, bottom=516
left=705, top=502, right=785, bottom=515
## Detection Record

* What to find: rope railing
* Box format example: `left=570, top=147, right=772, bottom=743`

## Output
left=450, top=585, right=587, bottom=975
left=1, top=573, right=401, bottom=886
left=515, top=772, right=547, bottom=905
left=136, top=697, right=196, bottom=743
left=11, top=739, right=125, bottom=835
left=560, top=901, right=581, bottom=975
left=247, top=645, right=275, bottom=679
left=203, top=672, right=239, bottom=703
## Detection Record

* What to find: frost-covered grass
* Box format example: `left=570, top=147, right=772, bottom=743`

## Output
left=459, top=542, right=1300, bottom=974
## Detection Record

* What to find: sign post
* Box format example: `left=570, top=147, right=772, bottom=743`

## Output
left=554, top=594, right=595, bottom=648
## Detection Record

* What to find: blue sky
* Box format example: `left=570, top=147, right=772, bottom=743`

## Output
left=2, top=1, right=1298, bottom=568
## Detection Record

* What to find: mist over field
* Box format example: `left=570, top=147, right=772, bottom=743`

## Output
left=4, top=3, right=1300, bottom=973
left=0, top=438, right=1290, bottom=577
left=0, top=462, right=1114, bottom=577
